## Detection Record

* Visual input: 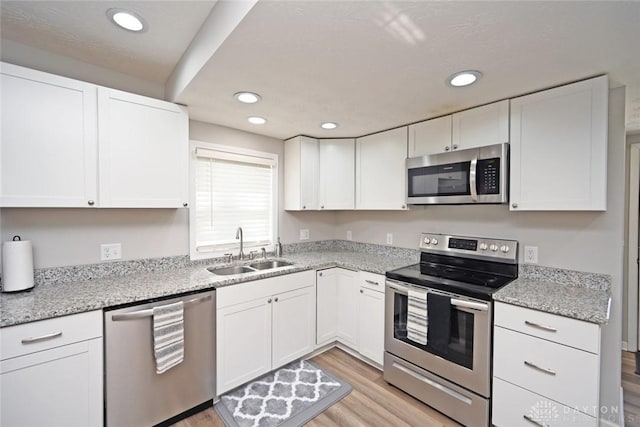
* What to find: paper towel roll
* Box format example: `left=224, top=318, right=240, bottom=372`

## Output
left=2, top=236, right=35, bottom=292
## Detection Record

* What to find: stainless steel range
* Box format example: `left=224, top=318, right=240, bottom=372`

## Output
left=384, top=233, right=518, bottom=427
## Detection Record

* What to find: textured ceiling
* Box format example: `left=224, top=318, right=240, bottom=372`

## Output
left=1, top=1, right=639, bottom=139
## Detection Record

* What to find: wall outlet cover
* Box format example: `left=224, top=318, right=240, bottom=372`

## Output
left=386, top=233, right=393, bottom=245
left=101, top=243, right=122, bottom=261
left=346, top=230, right=352, bottom=241
left=299, top=229, right=310, bottom=240
left=524, top=246, right=538, bottom=264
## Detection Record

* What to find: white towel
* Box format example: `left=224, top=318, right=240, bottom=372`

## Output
left=407, top=288, right=428, bottom=345
left=153, top=301, right=184, bottom=374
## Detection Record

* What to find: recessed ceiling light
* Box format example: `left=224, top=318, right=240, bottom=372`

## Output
left=448, top=70, right=482, bottom=87
left=234, top=92, right=262, bottom=104
left=320, top=122, right=338, bottom=130
left=107, top=9, right=147, bottom=32
left=248, top=116, right=266, bottom=125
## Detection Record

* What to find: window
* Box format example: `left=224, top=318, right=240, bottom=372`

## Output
left=190, top=141, right=278, bottom=260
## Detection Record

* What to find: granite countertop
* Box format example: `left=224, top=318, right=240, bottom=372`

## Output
left=493, top=272, right=611, bottom=325
left=0, top=249, right=417, bottom=328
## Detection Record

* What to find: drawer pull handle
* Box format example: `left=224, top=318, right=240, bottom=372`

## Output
left=524, top=320, right=557, bottom=332
left=21, top=331, right=63, bottom=344
left=524, top=360, right=557, bottom=376
left=523, top=414, right=547, bottom=427
left=365, top=279, right=379, bottom=286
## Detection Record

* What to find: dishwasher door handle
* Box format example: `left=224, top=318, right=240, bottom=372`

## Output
left=111, top=294, right=213, bottom=321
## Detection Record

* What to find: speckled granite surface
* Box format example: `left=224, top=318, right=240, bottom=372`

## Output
left=493, top=265, right=611, bottom=324
left=0, top=244, right=417, bottom=328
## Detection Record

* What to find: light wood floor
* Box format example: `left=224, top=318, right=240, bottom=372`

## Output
left=173, top=347, right=460, bottom=427
left=623, top=351, right=640, bottom=427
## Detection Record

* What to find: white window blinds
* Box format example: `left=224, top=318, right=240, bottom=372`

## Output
left=195, top=147, right=276, bottom=253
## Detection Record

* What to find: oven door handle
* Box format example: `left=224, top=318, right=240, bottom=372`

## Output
left=450, top=298, right=488, bottom=312
left=469, top=156, right=478, bottom=202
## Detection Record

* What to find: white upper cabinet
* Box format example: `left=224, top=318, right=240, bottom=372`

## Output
left=318, top=138, right=355, bottom=209
left=0, top=62, right=189, bottom=208
left=452, top=100, right=509, bottom=149
left=356, top=127, right=408, bottom=210
left=284, top=136, right=319, bottom=211
left=97, top=88, right=189, bottom=208
left=0, top=62, right=98, bottom=207
left=408, top=100, right=508, bottom=157
left=408, top=115, right=452, bottom=157
left=510, top=76, right=608, bottom=211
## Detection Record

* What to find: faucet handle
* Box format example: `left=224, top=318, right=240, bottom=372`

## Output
left=249, top=250, right=258, bottom=260
left=261, top=247, right=267, bottom=259
left=223, top=253, right=233, bottom=263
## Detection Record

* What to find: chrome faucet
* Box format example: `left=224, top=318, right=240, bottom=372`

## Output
left=235, top=227, right=244, bottom=260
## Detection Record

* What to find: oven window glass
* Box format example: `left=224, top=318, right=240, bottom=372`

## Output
left=408, top=162, right=470, bottom=197
left=393, top=292, right=474, bottom=369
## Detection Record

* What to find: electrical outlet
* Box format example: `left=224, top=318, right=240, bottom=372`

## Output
left=299, top=229, right=310, bottom=240
left=346, top=230, right=352, bottom=241
left=386, top=233, right=393, bottom=245
left=101, top=243, right=121, bottom=261
left=524, top=246, right=538, bottom=264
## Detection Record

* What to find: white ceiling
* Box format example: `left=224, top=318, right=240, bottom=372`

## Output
left=2, top=1, right=640, bottom=140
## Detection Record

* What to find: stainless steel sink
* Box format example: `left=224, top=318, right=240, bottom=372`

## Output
left=207, top=260, right=293, bottom=275
left=249, top=260, right=293, bottom=270
left=207, top=265, right=255, bottom=275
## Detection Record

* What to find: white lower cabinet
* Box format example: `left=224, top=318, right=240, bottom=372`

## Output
left=216, top=271, right=316, bottom=394
left=0, top=311, right=103, bottom=427
left=492, top=302, right=601, bottom=426
left=316, top=268, right=385, bottom=366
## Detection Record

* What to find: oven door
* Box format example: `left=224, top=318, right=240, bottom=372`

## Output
left=384, top=279, right=492, bottom=397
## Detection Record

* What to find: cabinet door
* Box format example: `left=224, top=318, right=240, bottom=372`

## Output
left=316, top=269, right=339, bottom=346
left=98, top=87, right=188, bottom=208
left=356, top=127, right=408, bottom=210
left=284, top=136, right=319, bottom=210
left=272, top=286, right=316, bottom=368
left=0, top=339, right=103, bottom=427
left=510, top=76, right=608, bottom=211
left=452, top=100, right=509, bottom=150
left=319, top=138, right=355, bottom=209
left=0, top=62, right=98, bottom=207
left=357, top=287, right=385, bottom=365
left=408, top=115, right=452, bottom=157
left=217, top=297, right=272, bottom=394
left=336, top=268, right=359, bottom=348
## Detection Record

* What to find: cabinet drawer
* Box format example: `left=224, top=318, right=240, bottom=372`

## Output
left=492, top=377, right=597, bottom=427
left=494, top=302, right=600, bottom=353
left=0, top=310, right=102, bottom=360
left=358, top=271, right=384, bottom=292
left=493, top=326, right=599, bottom=415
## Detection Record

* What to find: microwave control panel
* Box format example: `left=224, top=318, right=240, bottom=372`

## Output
left=476, top=158, right=500, bottom=195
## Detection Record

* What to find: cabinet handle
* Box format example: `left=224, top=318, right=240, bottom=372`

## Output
left=523, top=414, right=546, bottom=427
left=274, top=297, right=279, bottom=302
left=524, top=360, right=556, bottom=376
left=183, top=202, right=188, bottom=207
left=512, top=202, right=518, bottom=208
left=318, top=272, right=323, bottom=277
left=267, top=298, right=272, bottom=303
left=87, top=200, right=95, bottom=206
left=302, top=205, right=306, bottom=209
left=453, top=144, right=458, bottom=150
left=21, top=331, right=63, bottom=344
left=524, top=320, right=557, bottom=332
left=365, top=279, right=379, bottom=286
left=401, top=204, right=406, bottom=209
left=360, top=289, right=364, bottom=293
left=444, top=146, right=450, bottom=151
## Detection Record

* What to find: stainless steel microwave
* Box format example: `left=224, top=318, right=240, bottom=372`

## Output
left=406, top=143, right=509, bottom=205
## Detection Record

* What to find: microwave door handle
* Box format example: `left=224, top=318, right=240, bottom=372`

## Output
left=469, top=157, right=478, bottom=202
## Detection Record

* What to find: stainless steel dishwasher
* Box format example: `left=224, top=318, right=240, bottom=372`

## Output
left=104, top=289, right=215, bottom=427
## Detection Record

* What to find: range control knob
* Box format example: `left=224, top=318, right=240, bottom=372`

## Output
left=479, top=243, right=488, bottom=251
left=500, top=245, right=510, bottom=253
left=489, top=244, right=499, bottom=252
left=431, top=238, right=438, bottom=246
left=423, top=237, right=431, bottom=245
